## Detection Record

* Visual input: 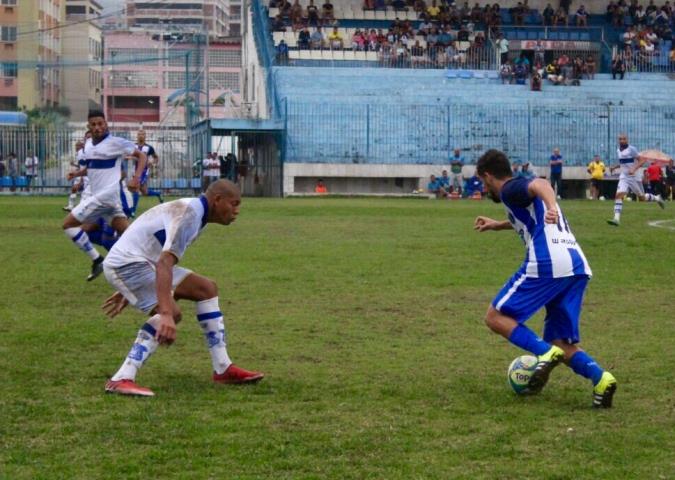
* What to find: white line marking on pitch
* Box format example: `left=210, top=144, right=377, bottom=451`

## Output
left=647, top=219, right=675, bottom=231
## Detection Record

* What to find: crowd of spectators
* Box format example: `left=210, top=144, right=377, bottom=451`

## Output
left=500, top=49, right=597, bottom=89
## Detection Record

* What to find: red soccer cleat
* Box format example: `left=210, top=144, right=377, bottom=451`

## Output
left=105, top=379, right=155, bottom=397
left=213, top=364, right=264, bottom=385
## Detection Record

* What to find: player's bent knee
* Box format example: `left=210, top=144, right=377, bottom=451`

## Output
left=484, top=307, right=500, bottom=331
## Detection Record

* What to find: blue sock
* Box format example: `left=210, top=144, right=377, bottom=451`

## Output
left=131, top=191, right=140, bottom=214
left=508, top=325, right=551, bottom=356
left=569, top=351, right=604, bottom=385
left=147, top=188, right=163, bottom=202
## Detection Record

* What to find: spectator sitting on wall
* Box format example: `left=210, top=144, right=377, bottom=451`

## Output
left=514, top=52, right=530, bottom=68
left=464, top=175, right=484, bottom=197
left=531, top=70, right=542, bottom=90
left=438, top=170, right=451, bottom=191
left=315, top=178, right=328, bottom=194
left=496, top=33, right=509, bottom=64
left=575, top=4, right=588, bottom=26
left=310, top=27, right=324, bottom=49
left=584, top=54, right=596, bottom=79
left=277, top=40, right=290, bottom=63
left=500, top=61, right=514, bottom=83
left=612, top=55, right=626, bottom=79
left=328, top=27, right=343, bottom=50
left=427, top=174, right=448, bottom=198
left=553, top=7, right=568, bottom=25
left=519, top=162, right=536, bottom=179
left=514, top=63, right=528, bottom=84
left=545, top=60, right=562, bottom=84
left=298, top=27, right=310, bottom=49
left=352, top=30, right=366, bottom=50
left=457, top=23, right=470, bottom=42
left=410, top=40, right=428, bottom=66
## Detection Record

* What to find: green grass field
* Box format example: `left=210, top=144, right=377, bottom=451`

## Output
left=0, top=196, right=673, bottom=479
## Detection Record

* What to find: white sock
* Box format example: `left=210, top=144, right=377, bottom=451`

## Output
left=67, top=193, right=76, bottom=208
left=64, top=227, right=101, bottom=260
left=196, top=297, right=232, bottom=374
left=111, top=315, right=160, bottom=381
left=644, top=193, right=657, bottom=202
left=613, top=200, right=623, bottom=221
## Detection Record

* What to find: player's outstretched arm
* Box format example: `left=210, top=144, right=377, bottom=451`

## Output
left=102, top=291, right=129, bottom=318
left=629, top=155, right=647, bottom=175
left=155, top=251, right=178, bottom=345
left=474, top=216, right=512, bottom=232
left=67, top=168, right=87, bottom=181
left=527, top=178, right=559, bottom=224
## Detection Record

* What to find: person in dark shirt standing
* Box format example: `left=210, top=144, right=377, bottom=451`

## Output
left=549, top=147, right=563, bottom=199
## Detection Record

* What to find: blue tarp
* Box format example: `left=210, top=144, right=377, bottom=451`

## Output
left=0, top=111, right=28, bottom=126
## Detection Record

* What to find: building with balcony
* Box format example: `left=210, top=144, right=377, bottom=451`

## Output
left=62, top=0, right=103, bottom=121
left=102, top=29, right=241, bottom=127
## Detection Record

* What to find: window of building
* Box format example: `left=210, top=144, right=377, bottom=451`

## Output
left=208, top=72, right=239, bottom=92
left=111, top=70, right=159, bottom=88
left=165, top=71, right=201, bottom=90
left=1, top=0, right=18, bottom=5
left=0, top=62, right=17, bottom=77
left=208, top=50, right=241, bottom=67
left=1, top=26, right=17, bottom=42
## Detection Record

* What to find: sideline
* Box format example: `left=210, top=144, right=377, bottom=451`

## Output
left=647, top=219, right=675, bottom=231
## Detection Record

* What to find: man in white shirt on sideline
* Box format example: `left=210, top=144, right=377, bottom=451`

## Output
left=101, top=179, right=264, bottom=397
left=62, top=110, right=147, bottom=281
left=202, top=151, right=220, bottom=191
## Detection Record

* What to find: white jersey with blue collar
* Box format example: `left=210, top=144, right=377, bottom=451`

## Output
left=501, top=177, right=592, bottom=278
left=82, top=133, right=136, bottom=193
left=103, top=196, right=209, bottom=268
left=617, top=144, right=640, bottom=179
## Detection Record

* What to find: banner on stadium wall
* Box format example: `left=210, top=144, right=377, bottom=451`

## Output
left=514, top=40, right=594, bottom=51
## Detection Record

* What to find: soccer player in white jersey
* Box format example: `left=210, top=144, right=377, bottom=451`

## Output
left=474, top=149, right=616, bottom=408
left=101, top=179, right=264, bottom=397
left=62, top=111, right=147, bottom=281
left=607, top=133, right=665, bottom=226
left=129, top=129, right=163, bottom=217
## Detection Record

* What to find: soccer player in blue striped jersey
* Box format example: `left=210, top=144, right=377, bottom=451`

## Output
left=129, top=130, right=164, bottom=217
left=607, top=133, right=665, bottom=226
left=474, top=149, right=616, bottom=408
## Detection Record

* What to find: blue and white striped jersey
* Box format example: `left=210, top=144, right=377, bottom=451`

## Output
left=501, top=177, right=592, bottom=278
left=82, top=133, right=136, bottom=193
left=617, top=144, right=640, bottom=179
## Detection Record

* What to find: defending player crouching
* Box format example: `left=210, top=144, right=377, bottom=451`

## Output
left=102, top=179, right=263, bottom=397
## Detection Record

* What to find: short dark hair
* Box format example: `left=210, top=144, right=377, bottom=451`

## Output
left=87, top=110, right=105, bottom=120
left=476, top=149, right=513, bottom=179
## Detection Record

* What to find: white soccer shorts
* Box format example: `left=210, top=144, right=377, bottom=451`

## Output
left=103, top=261, right=192, bottom=314
left=616, top=176, right=645, bottom=196
left=71, top=182, right=132, bottom=224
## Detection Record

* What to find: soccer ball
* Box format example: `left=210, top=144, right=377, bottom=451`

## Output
left=507, top=355, right=538, bottom=395
left=599, top=196, right=606, bottom=201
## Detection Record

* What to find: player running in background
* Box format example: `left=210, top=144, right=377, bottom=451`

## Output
left=63, top=140, right=87, bottom=211
left=607, top=133, right=665, bottom=226
left=101, top=179, right=264, bottom=397
left=62, top=111, right=147, bottom=281
left=129, top=129, right=163, bottom=217
left=473, top=149, right=617, bottom=408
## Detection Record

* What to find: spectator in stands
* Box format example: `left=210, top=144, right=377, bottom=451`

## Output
left=612, top=54, right=626, bottom=79
left=352, top=30, right=366, bottom=50
left=328, top=27, right=344, bottom=50
left=471, top=2, right=484, bottom=23
left=272, top=14, right=286, bottom=31
left=392, top=0, right=408, bottom=12
left=298, top=27, right=310, bottom=49
left=414, top=0, right=427, bottom=16
left=514, top=52, right=530, bottom=68
left=496, top=33, right=509, bottom=64
left=553, top=7, right=568, bottom=25
left=315, top=178, right=328, bottom=194
left=584, top=54, right=596, bottom=79
left=575, top=4, right=588, bottom=26
left=514, top=62, right=528, bottom=84
left=306, top=0, right=320, bottom=26
left=310, top=27, right=324, bottom=49
left=473, top=31, right=486, bottom=49
left=394, top=40, right=409, bottom=61
left=646, top=162, right=664, bottom=198
left=559, top=0, right=571, bottom=14
left=449, top=148, right=465, bottom=194
left=610, top=1, right=624, bottom=27
left=549, top=147, right=563, bottom=199
left=635, top=4, right=646, bottom=24
left=438, top=26, right=454, bottom=46
left=321, top=0, right=334, bottom=23
left=290, top=0, right=303, bottom=24
left=665, top=159, right=675, bottom=200
left=500, top=60, right=514, bottom=83
left=543, top=3, right=555, bottom=24
left=363, top=0, right=375, bottom=9
left=545, top=60, right=561, bottom=84
left=277, top=39, right=290, bottom=64
left=427, top=174, right=447, bottom=198
left=427, top=0, right=441, bottom=20
left=533, top=39, right=545, bottom=64
left=426, top=28, right=440, bottom=47
left=410, top=40, right=428, bottom=66
left=571, top=56, right=584, bottom=85
left=512, top=2, right=526, bottom=25
left=623, top=26, right=637, bottom=49
left=587, top=154, right=606, bottom=200
left=457, top=24, right=470, bottom=42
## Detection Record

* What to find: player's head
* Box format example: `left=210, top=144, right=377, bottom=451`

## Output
left=553, top=147, right=560, bottom=155
left=137, top=130, right=146, bottom=144
left=618, top=133, right=628, bottom=148
left=476, top=149, right=512, bottom=203
left=87, top=110, right=107, bottom=141
left=205, top=179, right=241, bottom=225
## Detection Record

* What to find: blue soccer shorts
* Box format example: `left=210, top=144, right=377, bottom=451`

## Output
left=492, top=273, right=590, bottom=344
